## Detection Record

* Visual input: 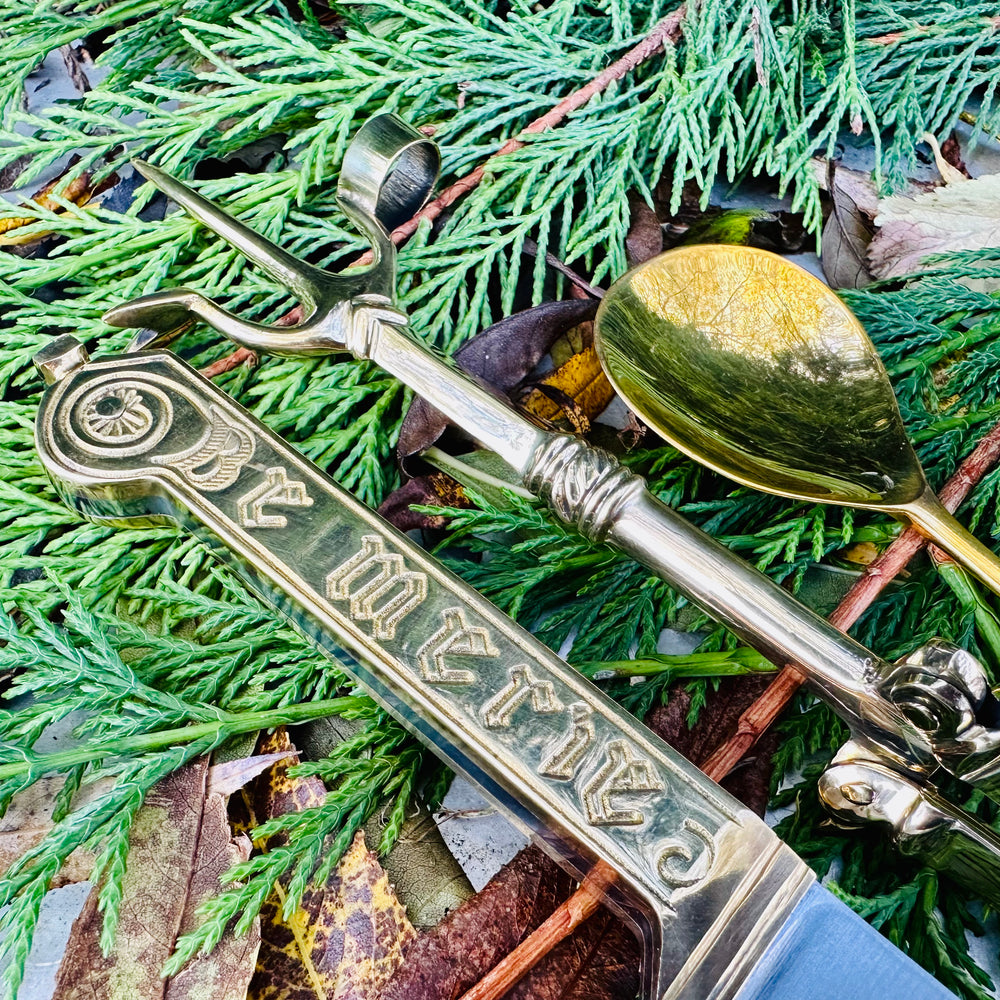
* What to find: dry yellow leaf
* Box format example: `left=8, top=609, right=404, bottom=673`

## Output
left=0, top=168, right=111, bottom=246
left=245, top=729, right=415, bottom=1000
left=520, top=345, right=616, bottom=432
left=251, top=831, right=414, bottom=1000
left=840, top=542, right=880, bottom=566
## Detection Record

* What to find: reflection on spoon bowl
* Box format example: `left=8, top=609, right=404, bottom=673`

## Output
left=593, top=245, right=1000, bottom=595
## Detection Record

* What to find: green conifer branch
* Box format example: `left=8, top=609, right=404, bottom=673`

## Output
left=2, top=2, right=1000, bottom=996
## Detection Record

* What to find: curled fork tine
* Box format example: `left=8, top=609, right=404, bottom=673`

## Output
left=105, top=116, right=438, bottom=357
left=106, top=162, right=380, bottom=355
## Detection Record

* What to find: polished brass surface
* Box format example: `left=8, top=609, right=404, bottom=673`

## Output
left=594, top=244, right=1000, bottom=596
left=99, top=116, right=1000, bottom=818
left=34, top=341, right=813, bottom=1000
left=819, top=743, right=1000, bottom=906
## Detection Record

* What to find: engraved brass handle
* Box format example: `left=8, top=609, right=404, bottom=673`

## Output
left=34, top=340, right=813, bottom=1000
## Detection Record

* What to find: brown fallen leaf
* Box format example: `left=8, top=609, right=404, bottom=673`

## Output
left=821, top=161, right=878, bottom=289
left=377, top=471, right=472, bottom=533
left=0, top=775, right=110, bottom=888
left=504, top=908, right=639, bottom=1000
left=245, top=728, right=415, bottom=1000
left=938, top=132, right=972, bottom=181
left=380, top=845, right=574, bottom=1000
left=397, top=299, right=598, bottom=462
left=371, top=808, right=474, bottom=930
left=625, top=193, right=663, bottom=267
left=518, top=345, right=616, bottom=433
left=52, top=758, right=260, bottom=1000
left=0, top=161, right=117, bottom=247
left=645, top=674, right=779, bottom=817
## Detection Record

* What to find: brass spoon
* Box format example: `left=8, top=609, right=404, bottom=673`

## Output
left=593, top=243, right=1000, bottom=595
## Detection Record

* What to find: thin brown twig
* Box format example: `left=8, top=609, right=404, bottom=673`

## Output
left=198, top=345, right=258, bottom=379
left=463, top=415, right=1000, bottom=1000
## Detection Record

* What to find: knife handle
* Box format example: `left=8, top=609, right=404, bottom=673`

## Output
left=34, top=340, right=812, bottom=1000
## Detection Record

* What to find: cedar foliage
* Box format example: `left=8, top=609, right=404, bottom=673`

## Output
left=2, top=1, right=1000, bottom=997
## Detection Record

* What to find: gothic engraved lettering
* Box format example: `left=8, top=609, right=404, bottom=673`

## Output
left=154, top=404, right=254, bottom=490
left=237, top=466, right=314, bottom=528
left=581, top=739, right=664, bottom=826
left=416, top=607, right=498, bottom=686
left=538, top=703, right=595, bottom=779
left=656, top=818, right=716, bottom=889
left=481, top=664, right=563, bottom=728
left=325, top=535, right=428, bottom=640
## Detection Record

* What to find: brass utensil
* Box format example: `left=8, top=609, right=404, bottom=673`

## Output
left=593, top=244, right=1000, bottom=596
left=33, top=336, right=812, bottom=1000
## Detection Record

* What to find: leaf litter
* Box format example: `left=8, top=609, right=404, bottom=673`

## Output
left=51, top=757, right=260, bottom=1000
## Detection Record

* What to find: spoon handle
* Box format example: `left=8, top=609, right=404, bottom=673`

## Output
left=367, top=321, right=928, bottom=767
left=903, top=488, right=1000, bottom=596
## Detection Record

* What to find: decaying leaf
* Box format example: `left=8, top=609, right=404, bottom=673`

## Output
left=549, top=321, right=590, bottom=369
left=245, top=728, right=415, bottom=1000
left=504, top=908, right=639, bottom=1000
left=377, top=471, right=471, bottom=533
left=518, top=345, right=616, bottom=433
left=920, top=131, right=970, bottom=186
left=646, top=674, right=779, bottom=816
left=937, top=133, right=971, bottom=182
left=840, top=541, right=881, bottom=567
left=0, top=776, right=110, bottom=887
left=380, top=845, right=574, bottom=1000
left=625, top=194, right=663, bottom=267
left=397, top=299, right=598, bottom=461
left=821, top=163, right=878, bottom=289
left=869, top=171, right=1000, bottom=281
left=245, top=728, right=326, bottom=826
left=293, top=716, right=475, bottom=929
left=252, top=831, right=414, bottom=1000
left=0, top=162, right=117, bottom=247
left=370, top=809, right=473, bottom=930
left=52, top=758, right=259, bottom=1000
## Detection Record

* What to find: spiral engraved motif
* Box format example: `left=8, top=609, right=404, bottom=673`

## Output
left=63, top=376, right=173, bottom=458
left=656, top=819, right=716, bottom=889
left=523, top=436, right=644, bottom=542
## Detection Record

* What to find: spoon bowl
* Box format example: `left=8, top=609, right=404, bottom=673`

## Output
left=594, top=245, right=1000, bottom=594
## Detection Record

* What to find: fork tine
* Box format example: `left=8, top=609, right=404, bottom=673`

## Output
left=134, top=161, right=326, bottom=305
